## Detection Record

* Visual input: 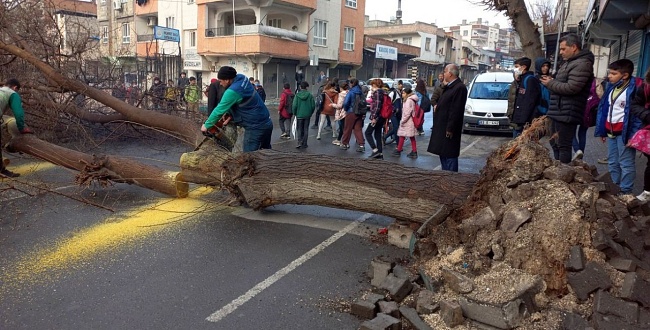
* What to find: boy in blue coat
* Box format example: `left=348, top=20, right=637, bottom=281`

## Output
left=595, top=59, right=642, bottom=195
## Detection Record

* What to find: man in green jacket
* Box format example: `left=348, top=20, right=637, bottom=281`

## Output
left=0, top=78, right=33, bottom=177
left=293, top=81, right=315, bottom=148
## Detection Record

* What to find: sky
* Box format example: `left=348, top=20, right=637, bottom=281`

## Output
left=364, top=0, right=513, bottom=29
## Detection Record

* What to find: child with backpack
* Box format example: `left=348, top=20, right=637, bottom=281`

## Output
left=392, top=87, right=419, bottom=159
left=365, top=79, right=388, bottom=159
left=278, top=83, right=294, bottom=139
left=511, top=57, right=541, bottom=138
left=383, top=84, right=402, bottom=145
left=595, top=59, right=643, bottom=195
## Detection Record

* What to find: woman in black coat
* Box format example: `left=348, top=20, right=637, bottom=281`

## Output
left=427, top=64, right=468, bottom=172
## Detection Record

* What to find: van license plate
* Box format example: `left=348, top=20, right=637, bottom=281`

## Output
left=479, top=120, right=499, bottom=126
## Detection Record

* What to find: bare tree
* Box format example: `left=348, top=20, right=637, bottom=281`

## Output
left=527, top=0, right=558, bottom=34
left=471, top=0, right=545, bottom=60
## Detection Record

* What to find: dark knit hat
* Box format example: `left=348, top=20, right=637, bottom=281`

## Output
left=217, top=66, right=237, bottom=80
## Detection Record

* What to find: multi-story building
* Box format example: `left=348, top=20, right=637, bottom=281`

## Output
left=50, top=0, right=98, bottom=56
left=364, top=19, right=450, bottom=84
left=448, top=18, right=511, bottom=54
left=97, top=0, right=138, bottom=75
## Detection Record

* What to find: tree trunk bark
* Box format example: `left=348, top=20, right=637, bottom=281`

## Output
left=180, top=145, right=479, bottom=223
left=3, top=117, right=188, bottom=197
left=500, top=0, right=544, bottom=61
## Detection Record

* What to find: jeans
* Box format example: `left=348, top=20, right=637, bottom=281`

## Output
left=313, top=108, right=331, bottom=127
left=296, top=117, right=310, bottom=147
left=439, top=156, right=459, bottom=172
left=384, top=113, right=399, bottom=143
left=549, top=120, right=577, bottom=164
left=337, top=119, right=345, bottom=141
left=572, top=124, right=588, bottom=153
left=279, top=116, right=290, bottom=134
left=243, top=125, right=273, bottom=152
left=317, top=114, right=334, bottom=138
left=364, top=117, right=385, bottom=152
left=607, top=135, right=636, bottom=194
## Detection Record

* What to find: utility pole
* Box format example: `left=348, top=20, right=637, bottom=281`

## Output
left=553, top=0, right=566, bottom=73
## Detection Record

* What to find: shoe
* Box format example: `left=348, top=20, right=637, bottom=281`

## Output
left=332, top=140, right=341, bottom=146
left=637, top=191, right=650, bottom=202
left=370, top=150, right=383, bottom=159
left=280, top=132, right=288, bottom=138
left=340, top=144, right=349, bottom=150
left=392, top=150, right=402, bottom=157
left=572, top=150, right=584, bottom=161
left=296, top=144, right=302, bottom=149
left=317, top=135, right=321, bottom=140
left=356, top=145, right=365, bottom=152
left=282, top=135, right=291, bottom=140
left=0, top=169, right=19, bottom=178
left=407, top=151, right=418, bottom=159
left=598, top=157, right=608, bottom=164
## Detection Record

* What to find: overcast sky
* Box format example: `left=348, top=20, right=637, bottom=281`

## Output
left=364, top=0, right=513, bottom=29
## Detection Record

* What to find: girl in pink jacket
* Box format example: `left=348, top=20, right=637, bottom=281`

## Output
left=392, top=87, right=419, bottom=159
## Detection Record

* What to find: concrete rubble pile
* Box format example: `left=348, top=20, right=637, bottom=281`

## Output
left=351, top=140, right=650, bottom=329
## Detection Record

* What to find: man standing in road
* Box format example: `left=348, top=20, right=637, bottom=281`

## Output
left=0, top=78, right=33, bottom=177
left=201, top=66, right=273, bottom=152
left=540, top=33, right=594, bottom=164
left=427, top=64, right=467, bottom=172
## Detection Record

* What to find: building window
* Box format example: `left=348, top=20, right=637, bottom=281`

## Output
left=100, top=0, right=106, bottom=4
left=102, top=26, right=108, bottom=43
left=122, top=23, right=130, bottom=44
left=187, top=0, right=194, bottom=3
left=188, top=30, right=196, bottom=47
left=463, top=30, right=468, bottom=36
left=345, top=0, right=357, bottom=8
left=402, top=37, right=412, bottom=45
left=267, top=19, right=281, bottom=28
left=165, top=16, right=175, bottom=29
left=313, top=20, right=327, bottom=46
left=425, top=37, right=431, bottom=51
left=344, top=27, right=355, bottom=51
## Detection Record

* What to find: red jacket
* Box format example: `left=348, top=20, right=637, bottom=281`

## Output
left=279, top=88, right=294, bottom=119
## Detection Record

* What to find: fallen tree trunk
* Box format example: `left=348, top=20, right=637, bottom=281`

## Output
left=180, top=140, right=479, bottom=223
left=2, top=117, right=188, bottom=197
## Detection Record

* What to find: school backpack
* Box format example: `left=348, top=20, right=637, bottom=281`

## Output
left=353, top=94, right=368, bottom=116
left=380, top=93, right=394, bottom=119
left=412, top=99, right=425, bottom=128
left=284, top=92, right=294, bottom=115
left=523, top=75, right=550, bottom=115
left=420, top=93, right=432, bottom=113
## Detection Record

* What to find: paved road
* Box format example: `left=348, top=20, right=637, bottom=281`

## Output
left=0, top=107, right=641, bottom=329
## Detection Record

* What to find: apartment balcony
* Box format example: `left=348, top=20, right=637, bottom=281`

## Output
left=134, top=0, right=158, bottom=15
left=204, top=24, right=307, bottom=42
left=196, top=0, right=315, bottom=9
left=199, top=31, right=308, bottom=59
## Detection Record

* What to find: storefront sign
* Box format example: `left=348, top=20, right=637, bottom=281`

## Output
left=376, top=44, right=397, bottom=61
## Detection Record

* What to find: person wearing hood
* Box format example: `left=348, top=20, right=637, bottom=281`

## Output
left=534, top=57, right=552, bottom=78
left=540, top=33, right=595, bottom=164
left=510, top=57, right=540, bottom=138
left=201, top=66, right=273, bottom=152
left=292, top=81, right=316, bottom=148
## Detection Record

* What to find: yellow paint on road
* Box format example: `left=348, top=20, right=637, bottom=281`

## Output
left=1, top=186, right=219, bottom=293
left=3, top=161, right=56, bottom=176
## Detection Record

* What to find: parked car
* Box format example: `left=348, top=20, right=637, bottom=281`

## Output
left=463, top=72, right=514, bottom=133
left=394, top=78, right=415, bottom=87
left=366, top=77, right=395, bottom=88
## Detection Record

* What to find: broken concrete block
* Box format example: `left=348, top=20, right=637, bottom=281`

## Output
left=366, top=293, right=386, bottom=305
left=440, top=300, right=464, bottom=328
left=492, top=244, right=505, bottom=261
left=351, top=299, right=377, bottom=319
left=462, top=207, right=496, bottom=230
left=639, top=307, right=650, bottom=327
left=416, top=290, right=436, bottom=315
left=543, top=164, right=576, bottom=183
left=459, top=297, right=526, bottom=329
left=614, top=221, right=645, bottom=259
left=608, top=257, right=636, bottom=272
left=590, top=181, right=608, bottom=192
left=593, top=289, right=639, bottom=324
left=500, top=207, right=532, bottom=233
left=567, top=262, right=612, bottom=301
left=387, top=224, right=413, bottom=249
left=371, top=260, right=393, bottom=288
left=559, top=311, right=590, bottom=330
left=565, top=245, right=585, bottom=272
left=359, top=313, right=401, bottom=330
left=612, top=203, right=631, bottom=221
left=392, top=265, right=417, bottom=282
left=592, top=229, right=609, bottom=250
left=621, top=272, right=650, bottom=308
left=378, top=301, right=400, bottom=319
left=398, top=306, right=433, bottom=330
left=379, top=274, right=412, bottom=303
left=441, top=267, right=474, bottom=294
left=593, top=313, right=645, bottom=330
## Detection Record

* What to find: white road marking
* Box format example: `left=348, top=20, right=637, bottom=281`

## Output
left=205, top=213, right=372, bottom=323
left=433, top=136, right=484, bottom=170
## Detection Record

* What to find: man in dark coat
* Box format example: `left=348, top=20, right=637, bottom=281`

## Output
left=207, top=78, right=225, bottom=115
left=427, top=64, right=468, bottom=172
left=540, top=33, right=594, bottom=164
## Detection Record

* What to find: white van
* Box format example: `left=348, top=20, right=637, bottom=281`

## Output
left=463, top=72, right=514, bottom=133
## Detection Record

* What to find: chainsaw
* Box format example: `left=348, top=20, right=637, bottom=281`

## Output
left=195, top=113, right=232, bottom=151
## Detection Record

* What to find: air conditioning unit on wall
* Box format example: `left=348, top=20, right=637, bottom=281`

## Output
left=147, top=17, right=157, bottom=27
left=113, top=0, right=122, bottom=10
